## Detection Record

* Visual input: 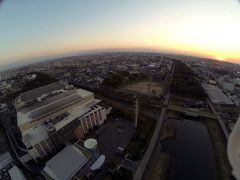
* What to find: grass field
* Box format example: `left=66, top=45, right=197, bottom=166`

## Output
left=121, top=81, right=163, bottom=96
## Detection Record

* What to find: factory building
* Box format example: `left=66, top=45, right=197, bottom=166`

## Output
left=202, top=83, right=234, bottom=112
left=42, top=139, right=105, bottom=180
left=8, top=166, right=27, bottom=180
left=15, top=82, right=111, bottom=161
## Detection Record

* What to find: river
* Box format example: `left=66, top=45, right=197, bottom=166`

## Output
left=163, top=118, right=217, bottom=180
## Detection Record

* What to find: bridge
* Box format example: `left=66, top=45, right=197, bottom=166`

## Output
left=168, top=104, right=216, bottom=119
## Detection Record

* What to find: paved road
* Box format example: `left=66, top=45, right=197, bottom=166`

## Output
left=133, top=107, right=167, bottom=180
left=133, top=62, right=174, bottom=180
left=133, top=92, right=169, bottom=180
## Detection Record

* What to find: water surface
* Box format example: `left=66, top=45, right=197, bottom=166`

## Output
left=163, top=118, right=217, bottom=180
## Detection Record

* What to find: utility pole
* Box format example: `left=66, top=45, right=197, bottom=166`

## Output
left=91, top=66, right=95, bottom=84
left=108, top=60, right=113, bottom=73
left=134, top=95, right=140, bottom=128
left=147, top=83, right=150, bottom=97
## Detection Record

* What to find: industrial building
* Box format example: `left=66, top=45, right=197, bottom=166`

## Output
left=202, top=83, right=234, bottom=112
left=42, top=139, right=105, bottom=180
left=8, top=166, right=26, bottom=180
left=202, top=83, right=233, bottom=105
left=0, top=152, right=13, bottom=170
left=15, top=82, right=111, bottom=161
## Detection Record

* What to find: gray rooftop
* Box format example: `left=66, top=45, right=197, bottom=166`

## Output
left=17, top=88, right=93, bottom=126
left=30, top=94, right=81, bottom=119
left=20, top=82, right=64, bottom=103
left=202, top=83, right=233, bottom=105
left=20, top=90, right=77, bottom=113
left=44, top=146, right=88, bottom=180
left=0, top=152, right=13, bottom=169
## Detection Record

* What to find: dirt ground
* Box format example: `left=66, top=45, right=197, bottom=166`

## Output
left=122, top=81, right=163, bottom=96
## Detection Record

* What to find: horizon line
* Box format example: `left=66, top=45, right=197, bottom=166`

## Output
left=0, top=48, right=239, bottom=72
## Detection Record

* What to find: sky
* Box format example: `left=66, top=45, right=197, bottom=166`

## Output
left=0, top=0, right=240, bottom=67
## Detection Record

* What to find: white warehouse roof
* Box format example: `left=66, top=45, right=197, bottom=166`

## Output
left=8, top=166, right=26, bottom=180
left=42, top=145, right=89, bottom=180
left=202, top=83, right=233, bottom=105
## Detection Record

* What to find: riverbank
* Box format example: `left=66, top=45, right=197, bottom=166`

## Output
left=163, top=117, right=217, bottom=180
left=166, top=110, right=232, bottom=180
left=149, top=152, right=171, bottom=180
left=160, top=121, right=176, bottom=140
left=202, top=117, right=232, bottom=180
left=148, top=119, right=175, bottom=180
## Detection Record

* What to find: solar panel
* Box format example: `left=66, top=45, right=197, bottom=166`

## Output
left=20, top=90, right=77, bottom=113
left=30, top=94, right=82, bottom=119
left=20, top=82, right=64, bottom=102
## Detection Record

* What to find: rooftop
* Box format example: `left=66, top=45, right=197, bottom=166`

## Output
left=8, top=166, right=26, bottom=180
left=202, top=83, right=233, bottom=105
left=42, top=145, right=90, bottom=180
left=20, top=82, right=64, bottom=103
left=0, top=152, right=13, bottom=169
left=17, top=88, right=93, bottom=127
left=22, top=125, right=49, bottom=147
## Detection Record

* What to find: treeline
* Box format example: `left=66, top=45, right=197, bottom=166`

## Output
left=102, top=71, right=148, bottom=88
left=22, top=72, right=56, bottom=92
left=1, top=72, right=56, bottom=103
left=171, top=61, right=207, bottom=100
left=103, top=71, right=130, bottom=88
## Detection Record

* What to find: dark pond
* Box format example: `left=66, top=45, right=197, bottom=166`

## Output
left=163, top=118, right=217, bottom=180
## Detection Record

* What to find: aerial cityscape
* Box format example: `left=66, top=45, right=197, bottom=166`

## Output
left=0, top=0, right=240, bottom=180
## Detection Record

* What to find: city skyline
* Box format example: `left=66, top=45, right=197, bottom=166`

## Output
left=1, top=0, right=240, bottom=67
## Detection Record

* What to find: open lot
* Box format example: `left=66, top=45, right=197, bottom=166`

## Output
left=96, top=118, right=136, bottom=162
left=121, top=81, right=163, bottom=96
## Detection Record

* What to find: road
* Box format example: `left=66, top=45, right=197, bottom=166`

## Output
left=133, top=61, right=174, bottom=180
left=133, top=92, right=169, bottom=180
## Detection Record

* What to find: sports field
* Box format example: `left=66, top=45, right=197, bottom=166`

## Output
left=121, top=81, right=163, bottom=96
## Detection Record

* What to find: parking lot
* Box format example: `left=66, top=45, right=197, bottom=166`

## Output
left=96, top=118, right=136, bottom=162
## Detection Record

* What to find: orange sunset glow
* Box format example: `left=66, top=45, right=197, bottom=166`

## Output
left=0, top=0, right=240, bottom=67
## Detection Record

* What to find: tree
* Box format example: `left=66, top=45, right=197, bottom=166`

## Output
left=170, top=61, right=207, bottom=100
left=152, top=90, right=156, bottom=96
